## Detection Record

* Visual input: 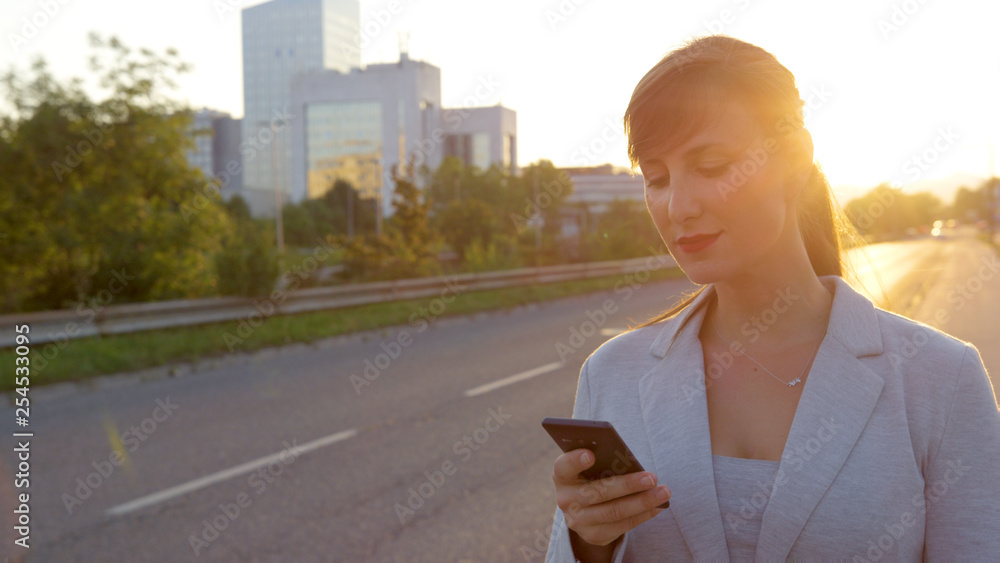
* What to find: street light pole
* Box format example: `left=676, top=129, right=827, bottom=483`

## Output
left=264, top=120, right=284, bottom=255
left=534, top=171, right=541, bottom=265
left=347, top=187, right=354, bottom=239
left=377, top=181, right=384, bottom=236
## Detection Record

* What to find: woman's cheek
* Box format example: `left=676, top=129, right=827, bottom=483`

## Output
left=645, top=193, right=670, bottom=229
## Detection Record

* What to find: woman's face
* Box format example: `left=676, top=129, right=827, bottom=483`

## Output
left=638, top=101, right=800, bottom=285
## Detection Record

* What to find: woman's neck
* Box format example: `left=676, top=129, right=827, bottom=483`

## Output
left=708, top=265, right=833, bottom=351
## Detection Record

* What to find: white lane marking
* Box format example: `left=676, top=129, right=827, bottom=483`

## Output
left=106, top=428, right=358, bottom=517
left=463, top=362, right=565, bottom=397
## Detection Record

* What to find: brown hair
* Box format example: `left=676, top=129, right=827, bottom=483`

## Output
left=624, top=35, right=868, bottom=330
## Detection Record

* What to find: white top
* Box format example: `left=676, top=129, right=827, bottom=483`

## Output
left=712, top=454, right=780, bottom=562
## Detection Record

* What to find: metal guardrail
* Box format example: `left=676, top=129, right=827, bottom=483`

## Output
left=0, top=255, right=677, bottom=347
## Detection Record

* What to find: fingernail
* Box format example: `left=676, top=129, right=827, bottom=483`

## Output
left=656, top=487, right=671, bottom=501
left=580, top=451, right=591, bottom=464
left=640, top=475, right=655, bottom=488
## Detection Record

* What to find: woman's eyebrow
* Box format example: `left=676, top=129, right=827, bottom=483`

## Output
left=682, top=142, right=729, bottom=159
left=639, top=142, right=729, bottom=168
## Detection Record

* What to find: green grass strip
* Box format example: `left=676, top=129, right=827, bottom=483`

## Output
left=2, top=268, right=684, bottom=392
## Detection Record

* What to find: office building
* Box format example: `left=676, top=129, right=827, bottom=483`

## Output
left=186, top=108, right=244, bottom=197
left=562, top=164, right=644, bottom=214
left=290, top=53, right=518, bottom=222
left=241, top=0, right=360, bottom=215
left=442, top=105, right=517, bottom=174
left=187, top=108, right=226, bottom=179
left=212, top=114, right=245, bottom=197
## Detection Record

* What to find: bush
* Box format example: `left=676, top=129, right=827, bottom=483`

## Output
left=215, top=218, right=280, bottom=296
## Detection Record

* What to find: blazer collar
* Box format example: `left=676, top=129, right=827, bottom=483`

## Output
left=638, top=275, right=886, bottom=559
left=648, top=276, right=883, bottom=360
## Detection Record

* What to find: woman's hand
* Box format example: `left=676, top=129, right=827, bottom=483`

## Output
left=552, top=448, right=671, bottom=549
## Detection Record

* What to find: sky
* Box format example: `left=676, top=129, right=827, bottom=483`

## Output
left=2, top=0, right=998, bottom=203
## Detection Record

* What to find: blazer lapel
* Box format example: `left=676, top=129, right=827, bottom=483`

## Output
left=639, top=286, right=730, bottom=559
left=755, top=276, right=885, bottom=559
left=638, top=277, right=885, bottom=559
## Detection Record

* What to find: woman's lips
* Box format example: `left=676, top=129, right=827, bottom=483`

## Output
left=676, top=232, right=720, bottom=253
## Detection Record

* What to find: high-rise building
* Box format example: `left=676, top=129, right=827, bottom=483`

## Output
left=289, top=53, right=518, bottom=224
left=241, top=0, right=360, bottom=215
left=187, top=108, right=227, bottom=179
left=186, top=108, right=244, bottom=197
left=290, top=53, right=444, bottom=223
left=442, top=106, right=517, bottom=174
left=212, top=114, right=245, bottom=197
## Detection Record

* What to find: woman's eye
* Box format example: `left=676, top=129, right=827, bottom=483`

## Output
left=697, top=163, right=730, bottom=177
left=645, top=176, right=669, bottom=189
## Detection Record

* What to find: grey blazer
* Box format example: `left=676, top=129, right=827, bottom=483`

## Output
left=545, top=275, right=1000, bottom=561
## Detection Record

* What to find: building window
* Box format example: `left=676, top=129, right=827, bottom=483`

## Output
left=305, top=100, right=383, bottom=199
left=444, top=134, right=472, bottom=167
left=472, top=133, right=490, bottom=171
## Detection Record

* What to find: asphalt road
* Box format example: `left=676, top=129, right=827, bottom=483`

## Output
left=1, top=232, right=997, bottom=562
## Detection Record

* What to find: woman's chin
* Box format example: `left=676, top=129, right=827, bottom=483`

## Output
left=678, top=264, right=727, bottom=287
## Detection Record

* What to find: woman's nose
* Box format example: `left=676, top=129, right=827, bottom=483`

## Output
left=666, top=180, right=702, bottom=225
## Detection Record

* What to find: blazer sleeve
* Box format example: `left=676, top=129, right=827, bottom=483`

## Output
left=923, top=344, right=1000, bottom=559
left=545, top=358, right=631, bottom=563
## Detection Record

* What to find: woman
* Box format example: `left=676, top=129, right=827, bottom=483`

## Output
left=545, top=35, right=1000, bottom=562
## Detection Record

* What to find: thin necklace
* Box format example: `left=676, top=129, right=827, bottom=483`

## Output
left=710, top=321, right=822, bottom=388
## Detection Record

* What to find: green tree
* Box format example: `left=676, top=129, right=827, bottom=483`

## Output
left=0, top=34, right=243, bottom=311
left=844, top=184, right=942, bottom=240
left=906, top=192, right=943, bottom=229
left=948, top=185, right=987, bottom=222
left=438, top=198, right=497, bottom=260
left=388, top=165, right=435, bottom=255
left=282, top=203, right=318, bottom=247
left=322, top=178, right=376, bottom=236
left=464, top=234, right=522, bottom=273
left=511, top=161, right=573, bottom=265
left=583, top=198, right=666, bottom=261
left=215, top=215, right=280, bottom=297
left=224, top=194, right=252, bottom=222
left=338, top=165, right=441, bottom=281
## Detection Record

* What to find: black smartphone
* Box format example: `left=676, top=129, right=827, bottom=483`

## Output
left=542, top=417, right=668, bottom=509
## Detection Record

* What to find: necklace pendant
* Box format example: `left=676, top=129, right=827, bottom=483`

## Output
left=787, top=377, right=801, bottom=387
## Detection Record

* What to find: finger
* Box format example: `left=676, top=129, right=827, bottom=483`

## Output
left=578, top=505, right=664, bottom=547
left=574, top=471, right=662, bottom=508
left=570, top=486, right=670, bottom=544
left=584, top=484, right=671, bottom=524
left=563, top=481, right=669, bottom=534
left=552, top=449, right=596, bottom=484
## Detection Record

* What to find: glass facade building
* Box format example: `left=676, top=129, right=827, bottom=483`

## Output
left=185, top=108, right=244, bottom=196
left=290, top=55, right=444, bottom=221
left=241, top=0, right=360, bottom=215
left=305, top=101, right=383, bottom=199
left=290, top=55, right=517, bottom=222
